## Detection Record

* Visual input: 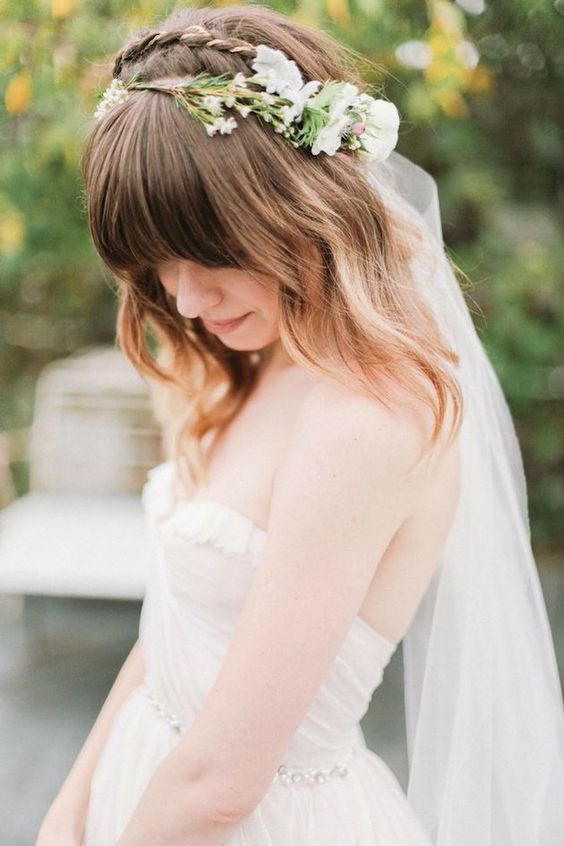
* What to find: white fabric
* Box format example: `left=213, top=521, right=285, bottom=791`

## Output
left=363, top=151, right=564, bottom=845
left=82, top=461, right=434, bottom=845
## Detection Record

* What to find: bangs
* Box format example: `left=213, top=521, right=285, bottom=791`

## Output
left=83, top=92, right=249, bottom=277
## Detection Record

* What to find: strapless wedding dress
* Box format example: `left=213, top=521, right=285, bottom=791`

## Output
left=81, top=460, right=432, bottom=845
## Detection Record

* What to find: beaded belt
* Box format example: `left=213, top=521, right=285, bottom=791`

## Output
left=143, top=685, right=357, bottom=785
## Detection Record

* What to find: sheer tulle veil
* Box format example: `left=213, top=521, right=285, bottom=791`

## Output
left=361, top=150, right=564, bottom=845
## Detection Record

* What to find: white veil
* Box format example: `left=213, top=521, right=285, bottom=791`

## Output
left=361, top=150, right=564, bottom=845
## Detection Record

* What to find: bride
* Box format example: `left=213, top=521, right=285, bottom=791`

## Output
left=36, top=5, right=564, bottom=846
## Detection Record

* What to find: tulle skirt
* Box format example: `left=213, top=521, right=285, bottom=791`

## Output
left=82, top=683, right=433, bottom=846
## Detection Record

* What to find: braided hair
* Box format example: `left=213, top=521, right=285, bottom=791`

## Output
left=107, top=5, right=361, bottom=97
left=112, top=24, right=259, bottom=80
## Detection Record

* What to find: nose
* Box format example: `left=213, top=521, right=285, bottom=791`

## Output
left=175, top=271, right=222, bottom=319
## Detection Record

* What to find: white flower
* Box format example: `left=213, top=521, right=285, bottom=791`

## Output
left=311, top=82, right=359, bottom=156
left=250, top=45, right=322, bottom=123
left=230, top=72, right=248, bottom=88
left=279, top=104, right=296, bottom=126
left=203, top=95, right=223, bottom=116
left=94, top=78, right=130, bottom=120
left=250, top=44, right=304, bottom=95
left=279, top=79, right=322, bottom=122
left=360, top=99, right=400, bottom=161
left=206, top=117, right=238, bottom=136
left=236, top=104, right=252, bottom=118
left=217, top=116, right=237, bottom=134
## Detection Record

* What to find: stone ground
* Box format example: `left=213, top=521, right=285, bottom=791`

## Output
left=1, top=563, right=563, bottom=846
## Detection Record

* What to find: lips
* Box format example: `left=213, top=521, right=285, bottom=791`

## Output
left=205, top=315, right=245, bottom=326
left=202, top=313, right=250, bottom=333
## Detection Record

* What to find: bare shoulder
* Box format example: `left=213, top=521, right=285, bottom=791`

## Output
left=264, top=375, right=453, bottom=587
left=295, top=377, right=440, bottom=478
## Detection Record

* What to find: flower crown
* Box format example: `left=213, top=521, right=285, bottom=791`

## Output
left=94, top=43, right=400, bottom=161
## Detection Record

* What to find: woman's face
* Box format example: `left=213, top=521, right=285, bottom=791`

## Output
left=156, top=259, right=281, bottom=353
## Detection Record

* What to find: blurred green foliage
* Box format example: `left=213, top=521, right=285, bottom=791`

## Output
left=1, top=0, right=563, bottom=551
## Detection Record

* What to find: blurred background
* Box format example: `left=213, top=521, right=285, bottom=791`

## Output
left=0, top=1, right=563, bottom=844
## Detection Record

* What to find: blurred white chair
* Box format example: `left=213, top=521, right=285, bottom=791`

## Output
left=0, top=346, right=164, bottom=600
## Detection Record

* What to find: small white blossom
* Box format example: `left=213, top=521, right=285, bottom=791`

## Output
left=224, top=95, right=236, bottom=108
left=260, top=91, right=276, bottom=105
left=231, top=72, right=248, bottom=88
left=203, top=95, right=223, bottom=116
left=237, top=104, right=252, bottom=118
left=94, top=78, right=130, bottom=120
left=217, top=116, right=238, bottom=134
left=205, top=117, right=237, bottom=136
left=279, top=105, right=296, bottom=126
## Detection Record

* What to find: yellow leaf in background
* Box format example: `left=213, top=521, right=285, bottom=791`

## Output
left=5, top=72, right=33, bottom=115
left=430, top=0, right=465, bottom=38
left=52, top=0, right=76, bottom=19
left=468, top=65, right=493, bottom=95
left=0, top=212, right=25, bottom=255
left=326, top=0, right=351, bottom=25
left=436, top=89, right=468, bottom=119
left=425, top=30, right=470, bottom=88
left=424, top=58, right=452, bottom=84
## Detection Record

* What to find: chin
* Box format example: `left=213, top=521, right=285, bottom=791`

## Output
left=225, top=341, right=273, bottom=354
left=219, top=328, right=279, bottom=354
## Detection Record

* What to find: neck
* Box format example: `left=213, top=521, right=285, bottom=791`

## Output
left=256, top=340, right=295, bottom=380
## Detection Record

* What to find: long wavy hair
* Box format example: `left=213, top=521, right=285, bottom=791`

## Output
left=80, top=3, right=463, bottom=492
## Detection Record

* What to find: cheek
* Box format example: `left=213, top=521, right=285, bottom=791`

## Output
left=252, top=295, right=279, bottom=327
left=251, top=278, right=279, bottom=315
left=267, top=295, right=280, bottom=321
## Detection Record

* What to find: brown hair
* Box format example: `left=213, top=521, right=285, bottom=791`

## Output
left=80, top=3, right=463, bottom=491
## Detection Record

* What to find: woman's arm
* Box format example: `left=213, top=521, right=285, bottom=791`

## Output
left=36, top=637, right=145, bottom=843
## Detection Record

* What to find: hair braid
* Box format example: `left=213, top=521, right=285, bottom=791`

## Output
left=112, top=24, right=259, bottom=78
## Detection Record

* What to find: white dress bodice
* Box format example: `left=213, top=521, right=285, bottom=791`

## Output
left=139, top=460, right=397, bottom=774
left=82, top=460, right=433, bottom=845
